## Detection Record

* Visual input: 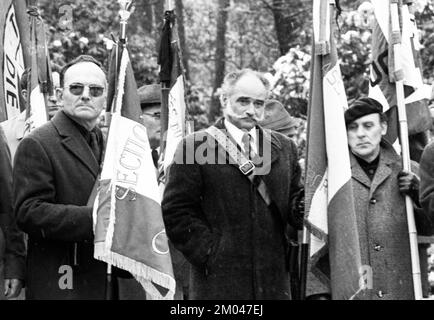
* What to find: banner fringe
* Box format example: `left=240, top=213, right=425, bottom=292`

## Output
left=94, top=242, right=176, bottom=300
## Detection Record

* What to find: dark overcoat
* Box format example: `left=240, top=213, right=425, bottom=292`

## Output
left=162, top=119, right=302, bottom=300
left=0, top=127, right=25, bottom=288
left=351, top=142, right=433, bottom=300
left=13, top=111, right=106, bottom=300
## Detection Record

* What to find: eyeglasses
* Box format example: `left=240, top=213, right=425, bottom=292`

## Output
left=140, top=111, right=161, bottom=120
left=67, top=83, right=105, bottom=97
left=236, top=97, right=265, bottom=108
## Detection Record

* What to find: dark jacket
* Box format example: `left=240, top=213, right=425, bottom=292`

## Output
left=351, top=141, right=433, bottom=300
left=162, top=119, right=302, bottom=300
left=13, top=111, right=106, bottom=300
left=0, top=127, right=25, bottom=283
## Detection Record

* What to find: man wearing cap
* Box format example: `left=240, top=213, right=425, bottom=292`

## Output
left=260, top=99, right=300, bottom=141
left=13, top=55, right=107, bottom=299
left=162, top=69, right=303, bottom=300
left=343, top=97, right=433, bottom=299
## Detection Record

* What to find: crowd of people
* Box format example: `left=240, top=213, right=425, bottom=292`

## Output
left=0, top=53, right=434, bottom=300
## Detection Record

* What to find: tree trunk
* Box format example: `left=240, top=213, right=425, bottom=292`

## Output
left=175, top=0, right=190, bottom=81
left=209, top=0, right=230, bottom=122
left=143, top=0, right=154, bottom=34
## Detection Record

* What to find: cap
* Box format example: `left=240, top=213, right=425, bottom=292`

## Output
left=260, top=99, right=300, bottom=135
left=344, top=97, right=383, bottom=125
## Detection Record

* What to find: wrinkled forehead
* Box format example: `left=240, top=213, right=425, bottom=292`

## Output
left=63, top=62, right=107, bottom=87
left=229, top=74, right=268, bottom=99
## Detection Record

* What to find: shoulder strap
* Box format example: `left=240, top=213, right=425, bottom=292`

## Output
left=206, top=125, right=272, bottom=206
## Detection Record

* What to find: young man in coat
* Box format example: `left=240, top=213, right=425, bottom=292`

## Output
left=13, top=55, right=107, bottom=299
left=344, top=97, right=433, bottom=300
left=162, top=69, right=303, bottom=300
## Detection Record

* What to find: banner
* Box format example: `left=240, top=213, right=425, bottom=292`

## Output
left=93, top=47, right=176, bottom=300
left=305, top=0, right=365, bottom=300
left=158, top=10, right=191, bottom=178
left=369, top=0, right=431, bottom=152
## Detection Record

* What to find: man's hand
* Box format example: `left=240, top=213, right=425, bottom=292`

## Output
left=4, top=279, right=23, bottom=299
left=398, top=171, right=420, bottom=205
left=398, top=171, right=420, bottom=194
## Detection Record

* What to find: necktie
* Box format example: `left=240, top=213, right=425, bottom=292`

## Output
left=151, top=148, right=159, bottom=168
left=89, top=130, right=101, bottom=164
left=241, top=132, right=256, bottom=160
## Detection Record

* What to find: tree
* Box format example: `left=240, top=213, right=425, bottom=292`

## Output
left=209, top=0, right=230, bottom=121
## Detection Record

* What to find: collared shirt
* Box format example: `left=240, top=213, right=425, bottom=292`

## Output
left=224, top=118, right=258, bottom=155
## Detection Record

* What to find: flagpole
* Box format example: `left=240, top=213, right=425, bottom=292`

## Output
left=299, top=0, right=330, bottom=300
left=160, top=0, right=174, bottom=152
left=390, top=0, right=422, bottom=300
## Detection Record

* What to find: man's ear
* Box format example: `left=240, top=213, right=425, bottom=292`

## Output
left=220, top=95, right=228, bottom=109
left=21, top=89, right=27, bottom=101
left=381, top=121, right=388, bottom=135
left=56, top=88, right=63, bottom=103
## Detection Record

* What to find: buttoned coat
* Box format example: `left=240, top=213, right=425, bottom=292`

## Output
left=13, top=111, right=106, bottom=300
left=350, top=141, right=433, bottom=300
left=162, top=119, right=302, bottom=300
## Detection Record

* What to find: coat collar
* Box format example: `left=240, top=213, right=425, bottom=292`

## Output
left=51, top=110, right=100, bottom=178
left=350, top=140, right=399, bottom=195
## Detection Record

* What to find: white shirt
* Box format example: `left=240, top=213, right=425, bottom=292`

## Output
left=224, top=119, right=258, bottom=154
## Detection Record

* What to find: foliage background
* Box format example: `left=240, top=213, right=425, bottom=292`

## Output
left=37, top=0, right=434, bottom=129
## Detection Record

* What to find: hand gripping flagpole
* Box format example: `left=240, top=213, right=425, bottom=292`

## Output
left=389, top=0, right=422, bottom=300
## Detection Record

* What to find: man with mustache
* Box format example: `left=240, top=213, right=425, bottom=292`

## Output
left=162, top=69, right=303, bottom=299
left=343, top=97, right=433, bottom=299
left=13, top=55, right=107, bottom=299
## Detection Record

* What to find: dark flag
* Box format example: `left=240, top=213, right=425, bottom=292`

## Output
left=158, top=7, right=191, bottom=180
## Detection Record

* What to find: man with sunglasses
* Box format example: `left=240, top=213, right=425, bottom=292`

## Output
left=162, top=69, right=303, bottom=299
left=13, top=55, right=107, bottom=299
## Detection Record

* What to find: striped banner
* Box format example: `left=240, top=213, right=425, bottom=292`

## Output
left=158, top=9, right=192, bottom=179
left=93, top=48, right=176, bottom=300
left=305, top=0, right=365, bottom=300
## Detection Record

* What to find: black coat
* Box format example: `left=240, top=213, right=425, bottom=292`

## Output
left=162, top=119, right=302, bottom=300
left=0, top=127, right=25, bottom=282
left=13, top=111, right=106, bottom=300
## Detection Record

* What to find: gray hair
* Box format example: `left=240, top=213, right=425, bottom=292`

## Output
left=219, top=69, right=270, bottom=103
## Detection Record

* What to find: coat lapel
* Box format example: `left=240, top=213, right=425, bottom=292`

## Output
left=52, top=111, right=100, bottom=178
left=350, top=152, right=371, bottom=189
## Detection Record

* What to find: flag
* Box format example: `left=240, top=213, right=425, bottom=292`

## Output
left=369, top=0, right=431, bottom=153
left=305, top=0, right=365, bottom=300
left=0, top=0, right=50, bottom=161
left=0, top=0, right=28, bottom=122
left=93, top=45, right=176, bottom=300
left=24, top=4, right=51, bottom=134
left=158, top=9, right=191, bottom=179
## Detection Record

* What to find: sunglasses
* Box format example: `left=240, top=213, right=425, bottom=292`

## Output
left=67, top=83, right=105, bottom=97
